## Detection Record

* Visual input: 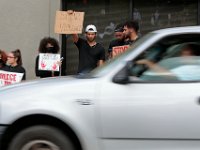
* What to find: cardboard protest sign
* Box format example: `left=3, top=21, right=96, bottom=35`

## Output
left=38, top=53, right=60, bottom=71
left=0, top=70, right=24, bottom=87
left=112, top=45, right=129, bottom=58
left=54, top=10, right=85, bottom=34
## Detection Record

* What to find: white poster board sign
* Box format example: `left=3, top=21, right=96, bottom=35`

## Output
left=0, top=70, right=24, bottom=86
left=38, top=53, right=60, bottom=71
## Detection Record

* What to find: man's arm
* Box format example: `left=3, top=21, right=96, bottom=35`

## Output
left=98, top=47, right=106, bottom=66
left=66, top=10, right=79, bottom=43
left=72, top=34, right=79, bottom=43
left=107, top=42, right=113, bottom=59
left=35, top=55, right=41, bottom=77
left=136, top=59, right=168, bottom=72
left=98, top=60, right=104, bottom=66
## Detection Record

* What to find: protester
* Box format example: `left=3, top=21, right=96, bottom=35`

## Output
left=2, top=49, right=26, bottom=80
left=72, top=24, right=105, bottom=74
left=0, top=49, right=7, bottom=69
left=107, top=23, right=126, bottom=59
left=123, top=20, right=139, bottom=45
left=35, top=37, right=61, bottom=78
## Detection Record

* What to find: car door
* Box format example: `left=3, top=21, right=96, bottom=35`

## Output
left=98, top=81, right=200, bottom=150
left=97, top=40, right=200, bottom=150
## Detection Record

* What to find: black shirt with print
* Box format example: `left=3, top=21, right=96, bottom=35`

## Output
left=108, top=39, right=126, bottom=53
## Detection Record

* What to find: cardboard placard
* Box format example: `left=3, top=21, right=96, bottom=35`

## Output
left=0, top=70, right=24, bottom=86
left=112, top=45, right=129, bottom=58
left=38, top=53, right=60, bottom=71
left=54, top=11, right=85, bottom=34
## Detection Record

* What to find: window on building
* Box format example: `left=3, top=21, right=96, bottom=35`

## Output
left=133, top=0, right=198, bottom=34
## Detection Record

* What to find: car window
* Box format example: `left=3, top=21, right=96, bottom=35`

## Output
left=129, top=35, right=200, bottom=82
left=140, top=56, right=200, bottom=81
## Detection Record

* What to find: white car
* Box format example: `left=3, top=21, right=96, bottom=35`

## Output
left=1, top=26, right=200, bottom=150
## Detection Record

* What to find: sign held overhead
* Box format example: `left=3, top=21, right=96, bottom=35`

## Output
left=55, top=10, right=85, bottom=34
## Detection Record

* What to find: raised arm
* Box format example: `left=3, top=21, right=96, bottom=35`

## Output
left=66, top=10, right=79, bottom=43
left=72, top=34, right=79, bottom=43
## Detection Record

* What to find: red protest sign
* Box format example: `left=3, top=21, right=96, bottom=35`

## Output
left=112, top=45, right=129, bottom=58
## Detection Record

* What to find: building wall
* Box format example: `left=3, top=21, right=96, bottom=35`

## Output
left=0, top=0, right=60, bottom=80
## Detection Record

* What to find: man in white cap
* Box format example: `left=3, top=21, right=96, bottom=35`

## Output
left=72, top=24, right=105, bottom=74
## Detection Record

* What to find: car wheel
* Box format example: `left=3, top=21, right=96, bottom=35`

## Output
left=8, top=125, right=76, bottom=150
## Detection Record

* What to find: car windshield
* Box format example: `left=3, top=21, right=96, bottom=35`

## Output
left=82, top=33, right=155, bottom=78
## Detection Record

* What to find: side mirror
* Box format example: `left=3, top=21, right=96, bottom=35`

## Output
left=112, top=61, right=133, bottom=84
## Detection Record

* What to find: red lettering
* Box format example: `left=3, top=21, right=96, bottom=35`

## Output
left=0, top=73, right=17, bottom=81
left=4, top=81, right=11, bottom=85
left=112, top=45, right=130, bottom=58
left=12, top=74, right=17, bottom=82
left=0, top=73, right=6, bottom=80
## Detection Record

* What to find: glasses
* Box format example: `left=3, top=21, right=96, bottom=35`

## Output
left=7, top=56, right=15, bottom=58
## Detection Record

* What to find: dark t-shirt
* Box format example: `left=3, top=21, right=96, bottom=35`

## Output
left=0, top=60, right=5, bottom=69
left=124, top=37, right=140, bottom=46
left=2, top=65, right=26, bottom=80
left=35, top=55, right=60, bottom=78
left=108, top=39, right=126, bottom=53
left=75, top=38, right=105, bottom=73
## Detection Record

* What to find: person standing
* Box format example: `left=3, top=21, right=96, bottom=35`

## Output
left=108, top=23, right=126, bottom=59
left=3, top=49, right=26, bottom=80
left=35, top=37, right=60, bottom=78
left=72, top=24, right=105, bottom=74
left=123, top=20, right=139, bottom=45
left=0, top=50, right=7, bottom=69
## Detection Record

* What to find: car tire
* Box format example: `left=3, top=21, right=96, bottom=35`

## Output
left=8, top=125, right=76, bottom=150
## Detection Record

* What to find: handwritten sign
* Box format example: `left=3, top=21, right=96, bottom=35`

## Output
left=38, top=53, right=60, bottom=71
left=112, top=45, right=129, bottom=58
left=0, top=70, right=24, bottom=87
left=54, top=11, right=85, bottom=34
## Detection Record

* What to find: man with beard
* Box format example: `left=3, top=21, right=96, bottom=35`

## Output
left=73, top=24, right=105, bottom=74
left=123, top=20, right=139, bottom=45
left=107, top=23, right=126, bottom=59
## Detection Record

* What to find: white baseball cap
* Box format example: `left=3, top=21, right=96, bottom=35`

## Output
left=85, top=24, right=97, bottom=33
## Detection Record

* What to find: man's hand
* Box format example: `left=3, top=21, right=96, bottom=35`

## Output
left=67, top=10, right=74, bottom=14
left=98, top=60, right=104, bottom=66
